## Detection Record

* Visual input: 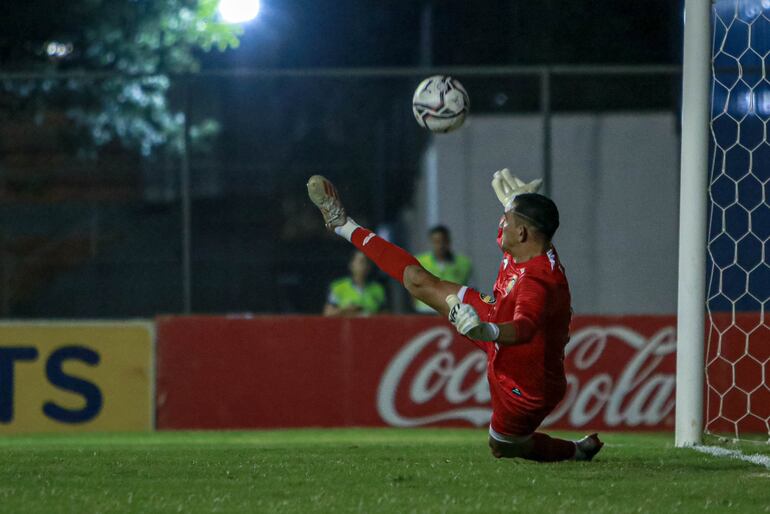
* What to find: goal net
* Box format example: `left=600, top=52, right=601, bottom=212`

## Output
left=706, top=0, right=770, bottom=440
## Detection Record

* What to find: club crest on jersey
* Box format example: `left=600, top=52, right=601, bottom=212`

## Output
left=479, top=292, right=496, bottom=304
left=505, top=269, right=524, bottom=295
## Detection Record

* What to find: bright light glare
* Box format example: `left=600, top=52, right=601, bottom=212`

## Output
left=46, top=41, right=73, bottom=58
left=218, top=0, right=261, bottom=24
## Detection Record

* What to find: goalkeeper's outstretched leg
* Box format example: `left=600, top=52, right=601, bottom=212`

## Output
left=307, top=174, right=461, bottom=316
left=308, top=173, right=604, bottom=464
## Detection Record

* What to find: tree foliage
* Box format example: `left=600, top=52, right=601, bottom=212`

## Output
left=0, top=0, right=241, bottom=156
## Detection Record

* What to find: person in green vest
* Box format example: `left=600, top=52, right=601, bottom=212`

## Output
left=414, top=225, right=472, bottom=314
left=324, top=251, right=387, bottom=316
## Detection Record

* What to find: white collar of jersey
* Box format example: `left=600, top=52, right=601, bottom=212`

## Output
left=547, top=248, right=556, bottom=270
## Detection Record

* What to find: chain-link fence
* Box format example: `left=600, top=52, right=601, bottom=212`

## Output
left=0, top=66, right=680, bottom=318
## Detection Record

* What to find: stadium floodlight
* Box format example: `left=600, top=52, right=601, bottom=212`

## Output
left=218, top=0, right=261, bottom=24
left=45, top=41, right=73, bottom=59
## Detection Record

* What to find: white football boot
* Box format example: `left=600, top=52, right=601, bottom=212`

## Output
left=307, top=175, right=348, bottom=230
left=575, top=433, right=604, bottom=461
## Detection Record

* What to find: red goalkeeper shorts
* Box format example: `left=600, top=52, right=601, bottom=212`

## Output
left=458, top=285, right=558, bottom=437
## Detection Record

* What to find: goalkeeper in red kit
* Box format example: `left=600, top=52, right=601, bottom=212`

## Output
left=308, top=170, right=603, bottom=462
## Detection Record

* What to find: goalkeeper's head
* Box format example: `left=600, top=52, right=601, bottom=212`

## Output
left=507, top=193, right=560, bottom=242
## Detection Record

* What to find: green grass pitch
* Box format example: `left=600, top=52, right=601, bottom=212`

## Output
left=0, top=429, right=768, bottom=513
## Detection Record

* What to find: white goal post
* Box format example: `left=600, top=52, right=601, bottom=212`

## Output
left=675, top=0, right=712, bottom=447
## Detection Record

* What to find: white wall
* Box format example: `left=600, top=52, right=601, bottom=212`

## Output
left=407, top=113, right=680, bottom=315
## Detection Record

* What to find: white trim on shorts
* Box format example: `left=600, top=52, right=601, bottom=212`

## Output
left=457, top=285, right=468, bottom=301
left=488, top=424, right=532, bottom=444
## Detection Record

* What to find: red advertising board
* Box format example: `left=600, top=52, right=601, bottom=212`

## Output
left=156, top=315, right=687, bottom=431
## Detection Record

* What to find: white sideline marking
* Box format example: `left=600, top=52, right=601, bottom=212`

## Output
left=692, top=445, right=770, bottom=469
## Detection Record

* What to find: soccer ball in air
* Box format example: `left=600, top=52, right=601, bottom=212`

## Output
left=412, top=75, right=469, bottom=133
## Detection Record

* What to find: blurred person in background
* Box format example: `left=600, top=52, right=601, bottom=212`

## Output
left=323, top=251, right=386, bottom=316
left=414, top=225, right=472, bottom=314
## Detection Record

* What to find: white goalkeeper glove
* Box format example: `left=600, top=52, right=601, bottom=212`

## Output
left=446, top=295, right=500, bottom=342
left=491, top=169, right=543, bottom=212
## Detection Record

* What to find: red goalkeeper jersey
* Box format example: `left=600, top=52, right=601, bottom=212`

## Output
left=465, top=240, right=572, bottom=424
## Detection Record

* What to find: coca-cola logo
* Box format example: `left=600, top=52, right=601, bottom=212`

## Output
left=376, top=324, right=677, bottom=430
left=543, top=325, right=676, bottom=428
left=377, top=327, right=490, bottom=427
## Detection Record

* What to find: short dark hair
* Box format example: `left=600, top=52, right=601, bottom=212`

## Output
left=512, top=193, right=560, bottom=239
left=428, top=225, right=451, bottom=239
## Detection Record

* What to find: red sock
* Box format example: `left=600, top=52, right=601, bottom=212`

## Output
left=350, top=228, right=420, bottom=284
left=525, top=433, right=576, bottom=462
